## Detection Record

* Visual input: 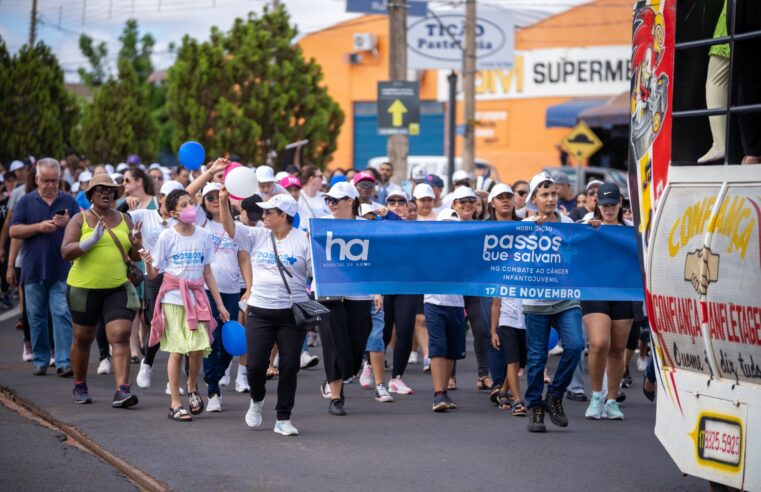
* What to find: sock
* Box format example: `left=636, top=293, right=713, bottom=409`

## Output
left=606, top=399, right=616, bottom=404
left=592, top=391, right=604, bottom=399
left=238, top=364, right=247, bottom=376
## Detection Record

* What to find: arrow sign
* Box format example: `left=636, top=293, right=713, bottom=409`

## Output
left=388, top=99, right=407, bottom=127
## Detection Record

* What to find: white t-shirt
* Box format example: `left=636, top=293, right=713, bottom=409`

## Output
left=299, top=191, right=330, bottom=219
left=234, top=224, right=312, bottom=310
left=522, top=212, right=575, bottom=308
left=424, top=294, right=465, bottom=308
left=499, top=297, right=525, bottom=329
left=153, top=226, right=215, bottom=306
left=129, top=209, right=177, bottom=253
left=202, top=219, right=242, bottom=294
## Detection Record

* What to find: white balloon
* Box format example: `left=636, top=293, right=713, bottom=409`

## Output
left=225, top=166, right=258, bottom=199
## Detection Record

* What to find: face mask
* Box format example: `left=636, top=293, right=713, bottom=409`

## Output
left=177, top=206, right=196, bottom=224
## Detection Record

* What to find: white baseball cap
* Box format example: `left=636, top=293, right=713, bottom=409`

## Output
left=116, top=163, right=129, bottom=173
left=275, top=171, right=290, bottom=182
left=71, top=182, right=80, bottom=193
left=452, top=170, right=471, bottom=183
left=202, top=182, right=222, bottom=197
left=326, top=181, right=358, bottom=200
left=259, top=193, right=299, bottom=217
left=586, top=179, right=605, bottom=190
left=78, top=171, right=93, bottom=183
left=386, top=189, right=408, bottom=202
left=452, top=186, right=477, bottom=201
left=436, top=208, right=460, bottom=221
left=412, top=183, right=435, bottom=200
left=149, top=162, right=162, bottom=170
left=488, top=183, right=514, bottom=202
left=359, top=203, right=378, bottom=217
left=411, top=165, right=427, bottom=181
left=256, top=166, right=276, bottom=183
left=105, top=164, right=115, bottom=174
left=527, top=171, right=556, bottom=211
left=160, top=180, right=184, bottom=195
left=9, top=160, right=24, bottom=172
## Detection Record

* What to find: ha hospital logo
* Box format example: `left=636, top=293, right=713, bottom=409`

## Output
left=326, top=231, right=369, bottom=262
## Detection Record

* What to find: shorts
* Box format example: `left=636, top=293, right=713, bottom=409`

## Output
left=366, top=306, right=385, bottom=353
left=424, top=303, right=466, bottom=360
left=498, top=326, right=527, bottom=368
left=580, top=300, right=634, bottom=320
left=67, top=284, right=137, bottom=326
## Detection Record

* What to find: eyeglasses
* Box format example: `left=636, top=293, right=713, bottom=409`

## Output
left=262, top=209, right=283, bottom=215
left=39, top=178, right=59, bottom=185
left=387, top=199, right=407, bottom=205
left=204, top=194, right=219, bottom=202
left=324, top=196, right=349, bottom=206
left=92, top=185, right=115, bottom=195
left=455, top=197, right=477, bottom=205
left=516, top=190, right=528, bottom=197
left=356, top=181, right=375, bottom=190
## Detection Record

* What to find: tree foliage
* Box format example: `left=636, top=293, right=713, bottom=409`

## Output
left=119, top=19, right=155, bottom=85
left=166, top=7, right=344, bottom=168
left=77, top=34, right=109, bottom=88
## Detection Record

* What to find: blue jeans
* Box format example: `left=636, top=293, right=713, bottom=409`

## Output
left=25, top=280, right=72, bottom=369
left=568, top=324, right=587, bottom=394
left=203, top=292, right=240, bottom=397
left=524, top=307, right=584, bottom=408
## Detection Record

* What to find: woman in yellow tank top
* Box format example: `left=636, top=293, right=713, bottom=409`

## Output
left=61, top=174, right=144, bottom=407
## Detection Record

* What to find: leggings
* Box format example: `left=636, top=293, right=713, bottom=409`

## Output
left=464, top=296, right=491, bottom=378
left=383, top=294, right=419, bottom=378
left=142, top=274, right=163, bottom=366
left=318, top=299, right=372, bottom=383
left=203, top=291, right=239, bottom=397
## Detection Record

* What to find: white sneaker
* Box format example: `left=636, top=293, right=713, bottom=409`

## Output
left=274, top=419, right=299, bottom=436
left=22, top=342, right=33, bottom=362
left=300, top=351, right=319, bottom=369
left=97, top=357, right=112, bottom=375
left=207, top=395, right=222, bottom=413
left=422, top=356, right=431, bottom=373
left=548, top=344, right=564, bottom=356
left=235, top=366, right=250, bottom=393
left=136, top=361, right=152, bottom=388
left=408, top=351, right=420, bottom=364
left=245, top=400, right=263, bottom=428
left=320, top=381, right=332, bottom=399
left=359, top=361, right=374, bottom=389
left=220, top=365, right=231, bottom=386
left=165, top=382, right=186, bottom=396
left=636, top=356, right=649, bottom=372
left=388, top=376, right=413, bottom=395
left=49, top=356, right=55, bottom=367
left=374, top=384, right=394, bottom=402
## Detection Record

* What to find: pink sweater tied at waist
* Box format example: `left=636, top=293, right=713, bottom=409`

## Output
left=149, top=272, right=216, bottom=347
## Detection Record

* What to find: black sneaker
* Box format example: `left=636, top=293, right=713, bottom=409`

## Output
left=565, top=390, right=588, bottom=402
left=443, top=392, right=457, bottom=410
left=432, top=393, right=448, bottom=412
left=616, top=391, right=626, bottom=403
left=545, top=395, right=568, bottom=427
left=112, top=384, right=139, bottom=408
left=32, top=365, right=47, bottom=376
left=57, top=366, right=73, bottom=378
left=328, top=398, right=346, bottom=416
left=73, top=383, right=92, bottom=404
left=527, top=406, right=546, bottom=433
left=622, top=367, right=632, bottom=388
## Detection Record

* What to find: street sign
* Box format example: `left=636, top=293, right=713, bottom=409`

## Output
left=347, top=0, right=428, bottom=17
left=561, top=121, right=603, bottom=161
left=377, top=81, right=420, bottom=136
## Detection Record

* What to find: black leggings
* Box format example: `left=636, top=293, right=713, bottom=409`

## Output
left=246, top=306, right=306, bottom=421
left=383, top=294, right=418, bottom=378
left=464, top=296, right=491, bottom=378
left=318, top=299, right=372, bottom=383
left=142, top=274, right=163, bottom=366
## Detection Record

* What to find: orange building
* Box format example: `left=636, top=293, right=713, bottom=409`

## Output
left=298, top=0, right=632, bottom=182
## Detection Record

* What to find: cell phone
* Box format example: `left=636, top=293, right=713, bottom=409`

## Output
left=54, top=209, right=67, bottom=216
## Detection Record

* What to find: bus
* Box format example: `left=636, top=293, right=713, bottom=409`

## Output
left=628, top=1, right=760, bottom=490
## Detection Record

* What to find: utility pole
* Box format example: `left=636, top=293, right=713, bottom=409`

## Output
left=462, top=0, right=476, bottom=173
left=271, top=0, right=280, bottom=7
left=387, top=0, right=409, bottom=183
left=29, top=0, right=38, bottom=46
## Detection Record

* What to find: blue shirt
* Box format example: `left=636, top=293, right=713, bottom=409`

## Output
left=11, top=190, right=80, bottom=284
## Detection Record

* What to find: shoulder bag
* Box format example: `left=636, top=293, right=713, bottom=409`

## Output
left=97, top=211, right=145, bottom=286
left=270, top=233, right=329, bottom=329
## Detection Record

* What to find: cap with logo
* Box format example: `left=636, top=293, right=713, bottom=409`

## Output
left=411, top=165, right=427, bottom=181
left=452, top=186, right=477, bottom=201
left=436, top=208, right=460, bottom=221
left=279, top=175, right=302, bottom=189
left=256, top=166, right=276, bottom=183
left=596, top=182, right=622, bottom=205
left=258, top=193, right=299, bottom=217
left=326, top=181, right=359, bottom=200
left=160, top=180, right=185, bottom=196
left=488, top=183, right=514, bottom=202
left=526, top=171, right=556, bottom=211
left=425, top=174, right=445, bottom=189
left=202, top=182, right=222, bottom=197
left=353, top=170, right=377, bottom=185
left=412, top=183, right=435, bottom=200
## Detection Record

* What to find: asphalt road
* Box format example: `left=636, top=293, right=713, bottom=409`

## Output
left=0, top=311, right=703, bottom=491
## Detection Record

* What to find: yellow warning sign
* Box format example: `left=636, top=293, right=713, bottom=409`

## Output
left=561, top=121, right=603, bottom=161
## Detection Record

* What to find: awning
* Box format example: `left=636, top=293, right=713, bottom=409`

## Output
left=545, top=98, right=608, bottom=128
left=578, top=91, right=630, bottom=128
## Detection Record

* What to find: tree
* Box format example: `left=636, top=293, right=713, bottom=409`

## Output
left=119, top=19, right=155, bottom=85
left=76, top=59, right=158, bottom=163
left=77, top=34, right=109, bottom=87
left=166, top=6, right=344, bottom=168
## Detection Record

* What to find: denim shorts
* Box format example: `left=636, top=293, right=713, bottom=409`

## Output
left=365, top=306, right=385, bottom=353
left=424, top=303, right=466, bottom=360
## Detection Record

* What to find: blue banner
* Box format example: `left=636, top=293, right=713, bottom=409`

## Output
left=309, top=219, right=644, bottom=300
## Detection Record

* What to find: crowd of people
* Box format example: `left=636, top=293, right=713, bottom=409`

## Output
left=1, top=153, right=655, bottom=436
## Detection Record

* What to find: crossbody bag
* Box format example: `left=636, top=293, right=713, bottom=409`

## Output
left=91, top=210, right=144, bottom=286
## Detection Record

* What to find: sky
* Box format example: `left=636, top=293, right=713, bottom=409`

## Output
left=0, top=0, right=588, bottom=82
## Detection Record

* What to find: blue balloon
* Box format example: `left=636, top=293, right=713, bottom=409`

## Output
left=548, top=327, right=559, bottom=351
left=221, top=321, right=247, bottom=356
left=178, top=141, right=205, bottom=171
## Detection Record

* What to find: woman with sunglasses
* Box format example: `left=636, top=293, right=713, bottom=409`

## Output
left=62, top=174, right=144, bottom=407
left=298, top=165, right=330, bottom=220
left=512, top=180, right=529, bottom=218
left=569, top=180, right=602, bottom=222
left=317, top=181, right=382, bottom=415
left=581, top=183, right=633, bottom=421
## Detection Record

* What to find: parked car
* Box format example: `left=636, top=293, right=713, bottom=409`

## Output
left=543, top=165, right=629, bottom=199
left=368, top=156, right=499, bottom=195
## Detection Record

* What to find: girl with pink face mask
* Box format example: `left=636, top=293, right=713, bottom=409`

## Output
left=141, top=189, right=230, bottom=422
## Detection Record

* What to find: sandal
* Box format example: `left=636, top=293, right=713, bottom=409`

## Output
left=447, top=377, right=457, bottom=391
left=489, top=387, right=501, bottom=405
left=168, top=406, right=192, bottom=422
left=476, top=376, right=493, bottom=391
left=511, top=400, right=527, bottom=416
left=497, top=393, right=513, bottom=411
left=266, top=368, right=279, bottom=380
left=187, top=389, right=205, bottom=415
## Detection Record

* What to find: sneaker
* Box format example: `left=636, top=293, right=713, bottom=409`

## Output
left=432, top=393, right=448, bottom=412
left=56, top=366, right=73, bottom=377
left=548, top=344, right=564, bottom=356
left=622, top=367, right=633, bottom=388
left=97, top=357, right=112, bottom=375
left=565, top=390, right=588, bottom=402
left=603, top=399, right=624, bottom=420
left=320, top=381, right=332, bottom=399
left=49, top=357, right=55, bottom=367
left=636, top=356, right=649, bottom=372
left=136, top=361, right=152, bottom=388
left=300, top=351, right=319, bottom=369
left=207, top=395, right=222, bottom=413
left=245, top=400, right=263, bottom=428
left=343, top=376, right=355, bottom=384
left=32, top=365, right=47, bottom=376
left=388, top=376, right=413, bottom=395
left=22, top=341, right=33, bottom=362
left=374, top=384, right=394, bottom=402
left=328, top=398, right=346, bottom=416
left=165, top=383, right=186, bottom=396
left=274, top=420, right=299, bottom=436
left=585, top=394, right=604, bottom=420
left=112, top=384, right=139, bottom=408
left=616, top=391, right=627, bottom=403
left=359, top=362, right=374, bottom=389
left=545, top=395, right=568, bottom=427
left=73, top=383, right=92, bottom=404
left=235, top=368, right=250, bottom=393
left=442, top=392, right=457, bottom=410
left=408, top=351, right=420, bottom=364
left=219, top=365, right=231, bottom=386
left=422, top=356, right=431, bottom=373
left=527, top=406, right=546, bottom=433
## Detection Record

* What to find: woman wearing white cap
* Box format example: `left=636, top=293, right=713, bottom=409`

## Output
left=219, top=189, right=311, bottom=436
left=413, top=183, right=437, bottom=221
left=256, top=166, right=277, bottom=199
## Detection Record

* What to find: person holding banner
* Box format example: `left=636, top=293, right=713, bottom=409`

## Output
left=521, top=172, right=585, bottom=433
left=581, top=183, right=633, bottom=421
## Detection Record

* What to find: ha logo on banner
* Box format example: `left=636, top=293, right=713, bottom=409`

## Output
left=407, top=12, right=514, bottom=70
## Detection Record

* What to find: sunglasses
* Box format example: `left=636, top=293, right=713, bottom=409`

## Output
left=205, top=194, right=219, bottom=202
left=516, top=190, right=528, bottom=197
left=92, top=185, right=116, bottom=195
left=262, top=209, right=283, bottom=215
left=324, top=196, right=349, bottom=206
left=455, top=197, right=477, bottom=205
left=356, top=181, right=375, bottom=190
left=387, top=199, right=407, bottom=205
